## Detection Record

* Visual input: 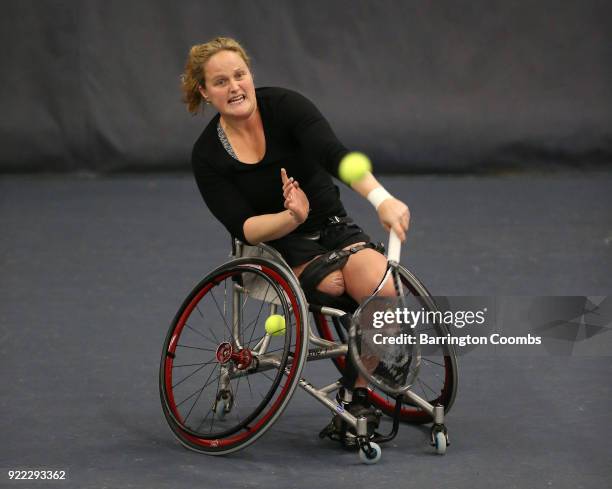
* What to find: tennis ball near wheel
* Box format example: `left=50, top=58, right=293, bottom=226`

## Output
left=265, top=314, right=286, bottom=336
left=338, top=152, right=372, bottom=184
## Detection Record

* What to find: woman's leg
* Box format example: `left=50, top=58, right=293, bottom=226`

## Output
left=293, top=245, right=396, bottom=389
left=342, top=247, right=396, bottom=300
left=341, top=246, right=396, bottom=388
left=292, top=258, right=346, bottom=297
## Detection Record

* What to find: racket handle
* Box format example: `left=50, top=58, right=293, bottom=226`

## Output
left=387, top=229, right=401, bottom=262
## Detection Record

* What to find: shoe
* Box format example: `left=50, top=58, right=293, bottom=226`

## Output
left=319, top=387, right=352, bottom=444
left=318, top=387, right=381, bottom=448
left=347, top=387, right=381, bottom=434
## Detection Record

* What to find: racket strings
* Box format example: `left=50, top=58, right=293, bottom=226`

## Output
left=356, top=307, right=418, bottom=392
left=351, top=267, right=422, bottom=394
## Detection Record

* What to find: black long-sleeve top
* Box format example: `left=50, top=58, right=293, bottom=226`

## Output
left=192, top=87, right=350, bottom=244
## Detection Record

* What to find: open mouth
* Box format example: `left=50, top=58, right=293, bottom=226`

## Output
left=228, top=95, right=246, bottom=105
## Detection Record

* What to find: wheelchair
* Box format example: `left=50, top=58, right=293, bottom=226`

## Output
left=159, top=233, right=458, bottom=464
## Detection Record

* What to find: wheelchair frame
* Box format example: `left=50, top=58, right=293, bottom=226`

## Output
left=159, top=238, right=458, bottom=463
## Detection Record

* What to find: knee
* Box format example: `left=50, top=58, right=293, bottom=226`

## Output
left=342, top=248, right=394, bottom=298
left=316, top=270, right=345, bottom=297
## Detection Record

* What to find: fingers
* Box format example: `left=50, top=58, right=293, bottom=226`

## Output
left=402, top=212, right=410, bottom=231
left=397, top=208, right=410, bottom=241
left=283, top=178, right=300, bottom=200
left=380, top=200, right=410, bottom=236
left=399, top=206, right=410, bottom=230
left=281, top=169, right=310, bottom=223
left=283, top=180, right=294, bottom=199
left=284, top=186, right=303, bottom=207
left=392, top=222, right=406, bottom=242
left=284, top=185, right=297, bottom=205
left=283, top=196, right=304, bottom=223
left=392, top=209, right=409, bottom=242
left=283, top=185, right=309, bottom=224
left=283, top=179, right=292, bottom=199
left=281, top=168, right=300, bottom=186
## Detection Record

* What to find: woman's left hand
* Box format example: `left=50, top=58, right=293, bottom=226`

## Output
left=281, top=168, right=310, bottom=224
left=377, top=198, right=410, bottom=242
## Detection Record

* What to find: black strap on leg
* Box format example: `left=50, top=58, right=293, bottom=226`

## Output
left=299, top=250, right=350, bottom=294
left=299, top=242, right=384, bottom=312
left=299, top=243, right=376, bottom=293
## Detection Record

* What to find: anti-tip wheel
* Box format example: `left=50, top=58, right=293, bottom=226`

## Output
left=434, top=431, right=447, bottom=455
left=359, top=442, right=382, bottom=464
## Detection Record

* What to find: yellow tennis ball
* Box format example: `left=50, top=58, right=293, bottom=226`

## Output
left=265, top=314, right=286, bottom=336
left=338, top=152, right=372, bottom=184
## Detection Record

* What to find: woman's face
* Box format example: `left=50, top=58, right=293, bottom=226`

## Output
left=200, top=50, right=256, bottom=120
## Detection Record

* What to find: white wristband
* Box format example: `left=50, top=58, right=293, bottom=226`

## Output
left=367, top=187, right=393, bottom=210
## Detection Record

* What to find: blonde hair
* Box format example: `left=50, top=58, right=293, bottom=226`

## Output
left=181, top=37, right=251, bottom=115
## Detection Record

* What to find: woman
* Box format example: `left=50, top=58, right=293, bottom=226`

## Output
left=181, top=37, right=410, bottom=438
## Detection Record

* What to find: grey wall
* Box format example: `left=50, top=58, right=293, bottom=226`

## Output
left=1, top=0, right=611, bottom=173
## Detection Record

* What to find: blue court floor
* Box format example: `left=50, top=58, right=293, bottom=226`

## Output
left=1, top=172, right=611, bottom=488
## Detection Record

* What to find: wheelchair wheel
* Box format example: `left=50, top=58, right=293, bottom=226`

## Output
left=314, top=265, right=458, bottom=424
left=160, top=257, right=309, bottom=455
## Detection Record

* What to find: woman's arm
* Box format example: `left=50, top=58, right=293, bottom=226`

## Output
left=351, top=172, right=411, bottom=242
left=243, top=168, right=310, bottom=244
left=243, top=211, right=300, bottom=244
left=276, top=89, right=409, bottom=241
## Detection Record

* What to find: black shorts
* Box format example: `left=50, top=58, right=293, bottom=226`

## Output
left=268, top=217, right=371, bottom=268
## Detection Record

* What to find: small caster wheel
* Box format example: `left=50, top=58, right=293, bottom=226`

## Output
left=433, top=431, right=447, bottom=455
left=359, top=442, right=382, bottom=465
left=213, top=401, right=227, bottom=420
left=212, top=391, right=233, bottom=420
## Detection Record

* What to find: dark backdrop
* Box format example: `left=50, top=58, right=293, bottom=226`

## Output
left=1, top=0, right=611, bottom=173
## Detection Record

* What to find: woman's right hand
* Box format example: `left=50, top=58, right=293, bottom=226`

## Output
left=377, top=197, right=410, bottom=242
left=281, top=168, right=309, bottom=224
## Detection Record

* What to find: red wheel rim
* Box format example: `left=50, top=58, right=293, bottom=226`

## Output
left=163, top=266, right=303, bottom=448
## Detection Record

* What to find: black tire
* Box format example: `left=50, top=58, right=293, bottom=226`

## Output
left=160, top=257, right=309, bottom=454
